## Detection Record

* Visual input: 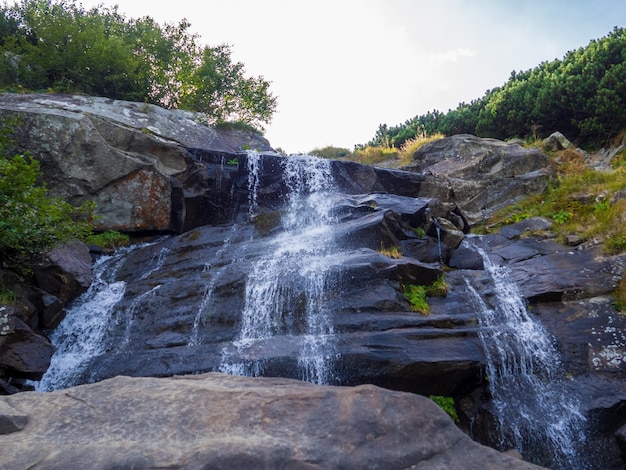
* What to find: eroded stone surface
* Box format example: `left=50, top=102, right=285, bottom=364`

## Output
left=0, top=373, right=543, bottom=469
left=403, top=134, right=553, bottom=224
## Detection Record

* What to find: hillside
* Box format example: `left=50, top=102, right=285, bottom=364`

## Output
left=360, top=26, right=626, bottom=150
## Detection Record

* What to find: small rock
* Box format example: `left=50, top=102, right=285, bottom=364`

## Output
left=565, top=234, right=584, bottom=246
left=0, top=401, right=28, bottom=434
left=499, top=217, right=553, bottom=240
left=543, top=131, right=572, bottom=151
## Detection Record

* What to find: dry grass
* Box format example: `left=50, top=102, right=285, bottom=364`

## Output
left=397, top=133, right=445, bottom=166
left=345, top=146, right=399, bottom=165
left=378, top=244, right=402, bottom=259
left=345, top=133, right=445, bottom=168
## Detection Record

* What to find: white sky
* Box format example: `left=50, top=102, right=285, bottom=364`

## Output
left=76, top=0, right=626, bottom=153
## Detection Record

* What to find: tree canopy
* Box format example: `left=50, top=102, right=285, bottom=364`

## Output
left=0, top=0, right=277, bottom=128
left=363, top=27, right=626, bottom=149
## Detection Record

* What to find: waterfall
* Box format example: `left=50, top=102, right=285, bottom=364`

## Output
left=36, top=248, right=128, bottom=391
left=36, top=242, right=163, bottom=391
left=220, top=153, right=339, bottom=384
left=465, top=240, right=588, bottom=469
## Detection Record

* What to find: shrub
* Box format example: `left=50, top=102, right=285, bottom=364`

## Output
left=0, top=288, right=16, bottom=305
left=0, top=154, right=94, bottom=262
left=345, top=146, right=398, bottom=166
left=214, top=120, right=263, bottom=135
left=482, top=160, right=626, bottom=253
left=614, top=270, right=626, bottom=312
left=403, top=276, right=448, bottom=315
left=426, top=276, right=448, bottom=297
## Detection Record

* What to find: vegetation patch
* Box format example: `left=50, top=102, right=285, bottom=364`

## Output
left=614, top=271, right=626, bottom=313
left=310, top=146, right=352, bottom=159
left=482, top=148, right=626, bottom=254
left=404, top=284, right=429, bottom=314
left=378, top=244, right=402, bottom=259
left=214, top=120, right=262, bottom=135
left=252, top=211, right=282, bottom=236
left=0, top=0, right=277, bottom=129
left=397, top=132, right=445, bottom=166
left=426, top=276, right=449, bottom=298
left=0, top=288, right=16, bottom=305
left=403, top=276, right=448, bottom=315
left=85, top=230, right=130, bottom=250
left=429, top=395, right=460, bottom=423
left=0, top=118, right=95, bottom=264
left=359, top=27, right=626, bottom=149
left=345, top=146, right=399, bottom=166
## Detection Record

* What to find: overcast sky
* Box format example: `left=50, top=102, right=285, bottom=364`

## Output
left=76, top=0, right=626, bottom=153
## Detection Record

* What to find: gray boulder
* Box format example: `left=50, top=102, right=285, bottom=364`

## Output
left=0, top=240, right=93, bottom=391
left=0, top=373, right=543, bottom=469
left=403, top=134, right=553, bottom=225
left=0, top=93, right=273, bottom=232
left=31, top=239, right=92, bottom=311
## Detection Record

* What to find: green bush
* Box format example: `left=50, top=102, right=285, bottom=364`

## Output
left=0, top=0, right=277, bottom=128
left=403, top=276, right=448, bottom=315
left=426, top=276, right=448, bottom=297
left=361, top=27, right=626, bottom=148
left=0, top=120, right=94, bottom=263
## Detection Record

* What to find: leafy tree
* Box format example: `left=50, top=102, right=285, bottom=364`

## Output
left=179, top=44, right=277, bottom=127
left=0, top=0, right=276, bottom=128
left=0, top=118, right=94, bottom=262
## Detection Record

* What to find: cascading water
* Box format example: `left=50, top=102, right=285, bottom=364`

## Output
left=36, top=246, right=134, bottom=391
left=220, top=153, right=339, bottom=384
left=465, top=240, right=589, bottom=469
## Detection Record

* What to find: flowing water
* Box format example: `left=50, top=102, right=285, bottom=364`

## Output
left=465, top=240, right=589, bottom=469
left=37, top=247, right=133, bottom=391
left=220, top=153, right=340, bottom=384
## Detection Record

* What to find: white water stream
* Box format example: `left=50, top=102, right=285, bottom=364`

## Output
left=465, top=241, right=588, bottom=469
left=36, top=246, right=136, bottom=391
left=219, top=153, right=340, bottom=384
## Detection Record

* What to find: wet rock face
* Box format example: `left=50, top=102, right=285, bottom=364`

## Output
left=458, top=232, right=626, bottom=469
left=0, top=373, right=544, bottom=470
left=57, top=188, right=482, bottom=397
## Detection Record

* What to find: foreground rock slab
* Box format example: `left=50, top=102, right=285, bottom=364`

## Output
left=0, top=373, right=542, bottom=469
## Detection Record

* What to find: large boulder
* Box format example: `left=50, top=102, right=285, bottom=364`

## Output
left=0, top=373, right=543, bottom=469
left=0, top=93, right=273, bottom=232
left=403, top=134, right=553, bottom=225
left=0, top=307, right=55, bottom=386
